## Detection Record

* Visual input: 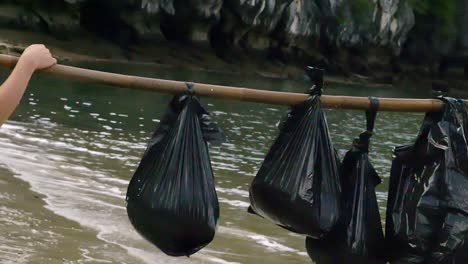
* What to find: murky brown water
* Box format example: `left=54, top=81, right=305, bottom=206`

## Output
left=0, top=63, right=431, bottom=263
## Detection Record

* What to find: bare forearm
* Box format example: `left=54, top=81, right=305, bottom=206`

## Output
left=0, top=44, right=56, bottom=126
left=0, top=58, right=35, bottom=124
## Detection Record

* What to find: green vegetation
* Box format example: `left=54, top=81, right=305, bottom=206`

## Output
left=335, top=0, right=374, bottom=29
left=408, top=0, right=458, bottom=38
left=351, top=0, right=375, bottom=23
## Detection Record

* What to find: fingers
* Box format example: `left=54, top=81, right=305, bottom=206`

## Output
left=49, top=58, right=58, bottom=68
left=28, top=44, right=45, bottom=50
left=20, top=44, right=57, bottom=70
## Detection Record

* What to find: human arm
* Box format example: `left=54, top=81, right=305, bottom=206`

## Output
left=0, top=44, right=56, bottom=126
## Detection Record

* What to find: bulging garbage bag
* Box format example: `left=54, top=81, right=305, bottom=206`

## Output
left=336, top=98, right=385, bottom=263
left=386, top=97, right=468, bottom=263
left=305, top=236, right=339, bottom=264
left=305, top=99, right=384, bottom=264
left=384, top=112, right=440, bottom=262
left=412, top=97, right=468, bottom=263
left=249, top=89, right=341, bottom=238
left=126, top=94, right=224, bottom=257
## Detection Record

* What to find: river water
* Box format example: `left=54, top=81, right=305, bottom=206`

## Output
left=0, top=63, right=431, bottom=263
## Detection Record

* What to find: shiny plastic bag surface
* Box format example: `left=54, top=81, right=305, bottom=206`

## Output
left=337, top=100, right=385, bottom=263
left=386, top=97, right=468, bottom=263
left=306, top=99, right=385, bottom=264
left=385, top=112, right=440, bottom=261
left=126, top=94, right=223, bottom=257
left=412, top=98, right=468, bottom=263
left=249, top=94, right=341, bottom=238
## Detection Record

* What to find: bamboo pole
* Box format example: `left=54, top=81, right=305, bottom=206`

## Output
left=0, top=54, right=461, bottom=112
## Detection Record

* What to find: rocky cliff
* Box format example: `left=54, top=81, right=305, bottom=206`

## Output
left=0, top=0, right=466, bottom=77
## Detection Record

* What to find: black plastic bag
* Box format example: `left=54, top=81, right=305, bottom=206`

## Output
left=249, top=89, right=341, bottom=238
left=337, top=98, right=385, bottom=263
left=384, top=112, right=440, bottom=262
left=305, top=99, right=384, bottom=264
left=411, top=97, right=468, bottom=263
left=126, top=94, right=224, bottom=257
left=305, top=236, right=339, bottom=264
left=386, top=97, right=468, bottom=263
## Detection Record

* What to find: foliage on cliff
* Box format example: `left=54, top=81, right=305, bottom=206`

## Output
left=0, top=0, right=466, bottom=76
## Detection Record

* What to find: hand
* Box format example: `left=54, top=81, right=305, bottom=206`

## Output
left=19, top=44, right=57, bottom=71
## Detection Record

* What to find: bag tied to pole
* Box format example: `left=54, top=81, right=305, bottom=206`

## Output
left=412, top=97, right=468, bottom=263
left=384, top=111, right=439, bottom=262
left=335, top=97, right=385, bottom=262
left=386, top=97, right=468, bottom=263
left=126, top=94, right=224, bottom=257
left=249, top=87, right=341, bottom=238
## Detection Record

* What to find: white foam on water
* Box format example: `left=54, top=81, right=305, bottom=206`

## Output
left=201, top=249, right=251, bottom=258
left=0, top=118, right=310, bottom=263
left=196, top=255, right=242, bottom=264
left=0, top=121, right=236, bottom=264
left=218, top=198, right=250, bottom=209
left=246, top=235, right=296, bottom=253
left=218, top=227, right=301, bottom=255
left=1, top=156, right=187, bottom=263
left=79, top=196, right=126, bottom=210
left=211, top=161, right=239, bottom=172
left=79, top=248, right=114, bottom=263
left=97, top=176, right=131, bottom=186
left=0, top=246, right=32, bottom=264
left=216, top=187, right=249, bottom=198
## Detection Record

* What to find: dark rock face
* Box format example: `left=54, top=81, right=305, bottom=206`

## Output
left=0, top=0, right=82, bottom=39
left=279, top=0, right=321, bottom=42
left=217, top=0, right=295, bottom=51
left=461, top=1, right=468, bottom=76
left=460, top=1, right=468, bottom=52
left=376, top=0, right=415, bottom=54
left=400, top=0, right=467, bottom=76
left=157, top=0, right=223, bottom=43
left=0, top=0, right=465, bottom=75
left=223, top=0, right=291, bottom=32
